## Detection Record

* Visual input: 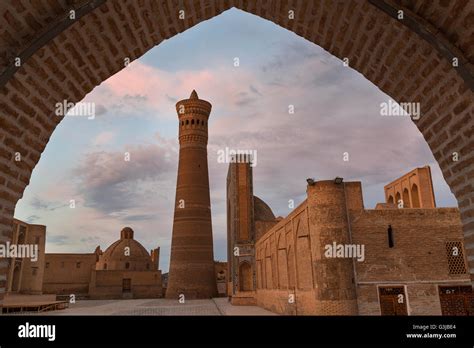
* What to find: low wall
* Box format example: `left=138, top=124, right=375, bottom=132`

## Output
left=89, top=270, right=162, bottom=299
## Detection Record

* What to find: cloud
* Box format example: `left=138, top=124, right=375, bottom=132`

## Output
left=260, top=40, right=323, bottom=74
left=165, top=94, right=177, bottom=103
left=47, top=235, right=70, bottom=246
left=95, top=104, right=108, bottom=116
left=30, top=197, right=68, bottom=211
left=92, top=131, right=116, bottom=146
left=123, top=94, right=148, bottom=102
left=123, top=214, right=157, bottom=222
left=30, top=197, right=50, bottom=210
left=80, top=236, right=101, bottom=244
left=82, top=59, right=266, bottom=123
left=235, top=95, right=258, bottom=106
left=250, top=85, right=262, bottom=96
left=72, top=141, right=177, bottom=215
left=26, top=215, right=40, bottom=223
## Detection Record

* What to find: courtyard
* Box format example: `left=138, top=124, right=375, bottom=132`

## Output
left=10, top=298, right=276, bottom=316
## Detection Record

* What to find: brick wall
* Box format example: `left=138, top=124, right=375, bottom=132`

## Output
left=256, top=181, right=470, bottom=315
left=352, top=208, right=471, bottom=315
left=89, top=269, right=162, bottom=299
left=42, top=253, right=96, bottom=295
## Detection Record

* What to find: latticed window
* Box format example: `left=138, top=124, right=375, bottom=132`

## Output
left=445, top=241, right=467, bottom=275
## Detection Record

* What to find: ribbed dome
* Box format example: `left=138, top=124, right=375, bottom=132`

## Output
left=96, top=227, right=152, bottom=271
left=253, top=196, right=276, bottom=221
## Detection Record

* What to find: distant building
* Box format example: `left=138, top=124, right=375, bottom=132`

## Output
left=7, top=217, right=226, bottom=304
left=384, top=166, right=436, bottom=208
left=41, top=227, right=162, bottom=299
left=227, top=164, right=473, bottom=315
left=6, top=219, right=46, bottom=295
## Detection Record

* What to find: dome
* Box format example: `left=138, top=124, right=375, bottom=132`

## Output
left=120, top=226, right=134, bottom=239
left=96, top=227, right=153, bottom=271
left=253, top=196, right=276, bottom=221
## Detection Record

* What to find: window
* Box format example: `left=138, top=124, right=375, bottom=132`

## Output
left=191, top=119, right=195, bottom=125
left=387, top=196, right=394, bottom=204
left=439, top=285, right=472, bottom=315
left=76, top=262, right=81, bottom=269
left=387, top=225, right=394, bottom=248
left=45, top=262, right=50, bottom=269
left=104, top=263, right=107, bottom=270
left=146, top=263, right=150, bottom=270
left=186, top=120, right=189, bottom=125
left=32, top=268, right=38, bottom=276
left=181, top=121, right=184, bottom=126
left=125, top=262, right=130, bottom=269
left=18, top=225, right=26, bottom=244
left=446, top=241, right=467, bottom=274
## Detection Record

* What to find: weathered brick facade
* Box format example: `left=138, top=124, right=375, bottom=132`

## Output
left=6, top=219, right=46, bottom=295
left=42, top=227, right=163, bottom=300
left=0, top=0, right=473, bottom=307
left=252, top=179, right=471, bottom=315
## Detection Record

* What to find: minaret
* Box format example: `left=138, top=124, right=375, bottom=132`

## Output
left=166, top=90, right=217, bottom=299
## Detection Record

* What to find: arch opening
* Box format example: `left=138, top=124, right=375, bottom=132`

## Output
left=411, top=184, right=421, bottom=208
left=239, top=261, right=253, bottom=292
left=403, top=188, right=410, bottom=208
left=0, top=1, right=473, bottom=304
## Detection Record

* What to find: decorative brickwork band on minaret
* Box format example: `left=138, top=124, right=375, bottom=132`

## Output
left=166, top=90, right=217, bottom=299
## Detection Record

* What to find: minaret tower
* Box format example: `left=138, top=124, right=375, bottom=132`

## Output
left=166, top=90, right=217, bottom=299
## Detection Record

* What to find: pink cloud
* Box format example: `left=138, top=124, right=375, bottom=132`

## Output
left=88, top=60, right=263, bottom=116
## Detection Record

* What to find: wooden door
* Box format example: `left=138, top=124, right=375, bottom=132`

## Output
left=122, top=278, right=131, bottom=293
left=379, top=286, right=408, bottom=316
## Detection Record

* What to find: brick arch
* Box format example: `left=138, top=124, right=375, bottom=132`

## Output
left=238, top=261, right=253, bottom=291
left=0, top=0, right=473, bottom=305
left=411, top=183, right=421, bottom=208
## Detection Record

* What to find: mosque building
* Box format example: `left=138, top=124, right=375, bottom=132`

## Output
left=227, top=159, right=473, bottom=315
left=4, top=226, right=162, bottom=308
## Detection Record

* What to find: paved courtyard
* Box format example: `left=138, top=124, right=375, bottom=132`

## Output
left=18, top=298, right=276, bottom=316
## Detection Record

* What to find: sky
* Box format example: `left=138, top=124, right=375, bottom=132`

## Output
left=14, top=8, right=457, bottom=271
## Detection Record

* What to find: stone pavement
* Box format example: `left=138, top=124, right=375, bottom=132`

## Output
left=17, top=297, right=276, bottom=316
